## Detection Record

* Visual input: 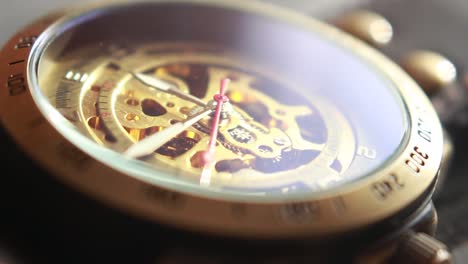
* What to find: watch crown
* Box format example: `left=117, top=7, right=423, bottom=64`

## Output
left=396, top=232, right=452, bottom=264
left=335, top=10, right=393, bottom=46
left=401, top=50, right=457, bottom=95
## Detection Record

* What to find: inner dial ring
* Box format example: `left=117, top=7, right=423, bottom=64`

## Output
left=78, top=43, right=357, bottom=191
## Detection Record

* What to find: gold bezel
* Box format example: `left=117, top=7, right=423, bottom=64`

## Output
left=0, top=0, right=443, bottom=239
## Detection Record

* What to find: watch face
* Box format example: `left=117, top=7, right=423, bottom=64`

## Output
left=29, top=1, right=408, bottom=201
left=1, top=0, right=443, bottom=237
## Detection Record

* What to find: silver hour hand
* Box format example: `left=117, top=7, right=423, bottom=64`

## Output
left=131, top=72, right=207, bottom=107
left=124, top=108, right=213, bottom=158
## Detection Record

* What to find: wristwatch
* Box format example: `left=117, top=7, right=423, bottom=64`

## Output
left=0, top=1, right=463, bottom=263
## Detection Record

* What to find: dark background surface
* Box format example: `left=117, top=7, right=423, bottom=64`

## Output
left=1, top=0, right=468, bottom=263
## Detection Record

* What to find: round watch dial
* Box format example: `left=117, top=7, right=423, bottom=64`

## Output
left=31, top=1, right=408, bottom=200
left=0, top=0, right=443, bottom=237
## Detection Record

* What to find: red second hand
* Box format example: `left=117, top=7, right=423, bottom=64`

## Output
left=200, top=78, right=230, bottom=186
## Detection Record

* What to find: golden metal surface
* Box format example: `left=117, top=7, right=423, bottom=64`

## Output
left=0, top=0, right=443, bottom=239
left=335, top=9, right=393, bottom=46
left=401, top=50, right=457, bottom=95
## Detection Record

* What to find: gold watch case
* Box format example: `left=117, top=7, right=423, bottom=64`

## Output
left=0, top=0, right=443, bottom=239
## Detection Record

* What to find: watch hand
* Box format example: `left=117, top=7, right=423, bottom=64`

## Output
left=131, top=72, right=207, bottom=107
left=124, top=107, right=213, bottom=158
left=200, top=78, right=230, bottom=186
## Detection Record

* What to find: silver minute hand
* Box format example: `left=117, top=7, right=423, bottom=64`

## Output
left=124, top=107, right=213, bottom=158
left=131, top=72, right=207, bottom=107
